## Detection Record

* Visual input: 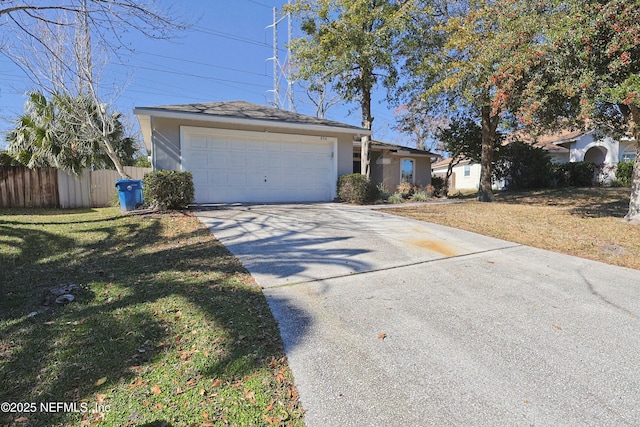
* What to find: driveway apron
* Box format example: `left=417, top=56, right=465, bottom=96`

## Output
left=196, top=204, right=640, bottom=426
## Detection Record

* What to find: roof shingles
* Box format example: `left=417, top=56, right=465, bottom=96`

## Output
left=136, top=100, right=367, bottom=132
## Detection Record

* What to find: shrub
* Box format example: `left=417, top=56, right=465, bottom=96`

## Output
left=493, top=140, right=553, bottom=190
left=376, top=182, right=391, bottom=202
left=615, top=161, right=634, bottom=187
left=337, top=173, right=377, bottom=204
left=430, top=175, right=445, bottom=196
left=143, top=170, right=195, bottom=210
left=396, top=181, right=415, bottom=199
left=424, top=184, right=435, bottom=198
left=410, top=190, right=429, bottom=202
left=551, top=161, right=597, bottom=187
left=388, top=192, right=404, bottom=204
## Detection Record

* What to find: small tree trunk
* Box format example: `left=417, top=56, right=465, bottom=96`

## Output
left=478, top=105, right=497, bottom=202
left=102, top=136, right=131, bottom=179
left=624, top=105, right=640, bottom=221
left=360, top=69, right=373, bottom=179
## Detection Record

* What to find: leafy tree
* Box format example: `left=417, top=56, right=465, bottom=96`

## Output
left=491, top=0, right=640, bottom=220
left=434, top=115, right=484, bottom=196
left=1, top=0, right=184, bottom=178
left=7, top=91, right=138, bottom=176
left=286, top=0, right=409, bottom=178
left=134, top=155, right=152, bottom=168
left=393, top=100, right=448, bottom=152
left=397, top=1, right=525, bottom=201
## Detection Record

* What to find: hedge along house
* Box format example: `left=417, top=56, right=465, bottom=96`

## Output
left=134, top=101, right=370, bottom=204
left=516, top=128, right=637, bottom=183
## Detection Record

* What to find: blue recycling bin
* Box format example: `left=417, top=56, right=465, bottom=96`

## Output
left=115, top=179, right=143, bottom=212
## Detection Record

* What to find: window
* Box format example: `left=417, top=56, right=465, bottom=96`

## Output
left=622, top=152, right=637, bottom=162
left=463, top=164, right=471, bottom=177
left=401, top=159, right=414, bottom=183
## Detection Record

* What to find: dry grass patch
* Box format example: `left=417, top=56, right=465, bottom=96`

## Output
left=387, top=187, right=640, bottom=270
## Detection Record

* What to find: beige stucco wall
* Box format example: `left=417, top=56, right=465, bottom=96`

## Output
left=370, top=151, right=432, bottom=191
left=149, top=117, right=356, bottom=177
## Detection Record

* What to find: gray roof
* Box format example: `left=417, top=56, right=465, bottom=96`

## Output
left=370, top=139, right=440, bottom=157
left=134, top=101, right=369, bottom=134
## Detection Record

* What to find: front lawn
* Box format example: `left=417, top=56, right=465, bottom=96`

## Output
left=0, top=208, right=303, bottom=426
left=387, top=187, right=640, bottom=270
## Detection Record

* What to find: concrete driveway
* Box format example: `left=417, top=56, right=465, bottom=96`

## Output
left=196, top=203, right=640, bottom=426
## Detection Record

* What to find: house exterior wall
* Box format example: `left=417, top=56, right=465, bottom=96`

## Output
left=432, top=162, right=491, bottom=191
left=569, top=134, right=618, bottom=165
left=414, top=157, right=432, bottom=187
left=370, top=151, right=384, bottom=187
left=149, top=116, right=354, bottom=177
left=370, top=151, right=432, bottom=191
left=548, top=152, right=570, bottom=163
left=451, top=163, right=481, bottom=190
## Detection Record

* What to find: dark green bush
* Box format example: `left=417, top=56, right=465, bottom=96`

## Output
left=430, top=175, right=445, bottom=196
left=143, top=170, right=195, bottom=210
left=493, top=140, right=553, bottom=190
left=337, top=173, right=377, bottom=204
left=551, top=161, right=597, bottom=187
left=615, top=161, right=634, bottom=186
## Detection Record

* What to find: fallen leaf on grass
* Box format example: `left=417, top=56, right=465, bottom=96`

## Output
left=151, top=384, right=162, bottom=395
left=211, top=379, right=222, bottom=388
left=264, top=400, right=275, bottom=413
left=263, top=415, right=281, bottom=425
left=95, top=376, right=107, bottom=386
left=244, top=388, right=256, bottom=403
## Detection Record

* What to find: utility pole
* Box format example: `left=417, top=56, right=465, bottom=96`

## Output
left=267, top=5, right=295, bottom=111
left=266, top=7, right=285, bottom=109
left=286, top=0, right=295, bottom=112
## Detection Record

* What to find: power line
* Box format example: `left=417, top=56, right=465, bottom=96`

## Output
left=246, top=0, right=273, bottom=8
left=133, top=50, right=268, bottom=79
left=188, top=25, right=287, bottom=53
left=111, top=61, right=269, bottom=88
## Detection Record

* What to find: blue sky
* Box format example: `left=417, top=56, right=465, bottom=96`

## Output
left=0, top=0, right=404, bottom=151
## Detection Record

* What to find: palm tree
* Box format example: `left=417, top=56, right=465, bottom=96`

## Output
left=7, top=91, right=137, bottom=176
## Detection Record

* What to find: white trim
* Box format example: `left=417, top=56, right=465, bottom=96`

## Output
left=134, top=109, right=370, bottom=137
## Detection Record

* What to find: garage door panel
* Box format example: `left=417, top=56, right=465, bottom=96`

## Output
left=228, top=140, right=247, bottom=151
left=189, top=135, right=208, bottom=149
left=182, top=129, right=335, bottom=203
left=207, top=153, right=228, bottom=168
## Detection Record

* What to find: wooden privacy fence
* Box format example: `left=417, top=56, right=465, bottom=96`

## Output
left=0, top=166, right=152, bottom=209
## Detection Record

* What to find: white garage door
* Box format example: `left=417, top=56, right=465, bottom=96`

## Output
left=181, top=127, right=337, bottom=203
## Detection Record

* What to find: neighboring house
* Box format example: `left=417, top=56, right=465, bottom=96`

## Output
left=134, top=101, right=438, bottom=204
left=432, top=157, right=486, bottom=191
left=354, top=140, right=439, bottom=191
left=528, top=129, right=636, bottom=173
left=432, top=129, right=637, bottom=191
left=520, top=129, right=636, bottom=183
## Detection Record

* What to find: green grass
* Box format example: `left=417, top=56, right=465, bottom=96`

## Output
left=0, top=208, right=304, bottom=426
